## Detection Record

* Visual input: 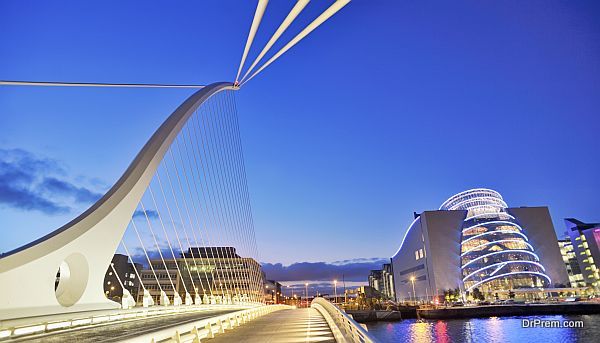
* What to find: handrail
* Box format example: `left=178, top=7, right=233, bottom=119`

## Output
left=310, top=297, right=378, bottom=343
left=1, top=303, right=260, bottom=340
left=127, top=304, right=291, bottom=342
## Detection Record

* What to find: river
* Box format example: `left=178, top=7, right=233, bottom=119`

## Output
left=366, top=315, right=600, bottom=342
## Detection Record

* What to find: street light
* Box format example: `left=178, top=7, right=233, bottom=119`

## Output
left=305, top=283, right=309, bottom=308
left=334, top=280, right=338, bottom=304
left=410, top=276, right=416, bottom=305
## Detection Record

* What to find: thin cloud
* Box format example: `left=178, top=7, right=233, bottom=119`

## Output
left=40, top=177, right=102, bottom=203
left=133, top=209, right=159, bottom=220
left=0, top=148, right=104, bottom=214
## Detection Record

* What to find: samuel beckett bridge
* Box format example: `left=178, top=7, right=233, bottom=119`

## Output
left=0, top=1, right=377, bottom=342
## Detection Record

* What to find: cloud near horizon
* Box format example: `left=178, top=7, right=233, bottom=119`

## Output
left=0, top=148, right=103, bottom=215
left=261, top=257, right=389, bottom=282
left=133, top=209, right=159, bottom=220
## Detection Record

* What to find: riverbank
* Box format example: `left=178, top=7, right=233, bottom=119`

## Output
left=417, top=302, right=600, bottom=319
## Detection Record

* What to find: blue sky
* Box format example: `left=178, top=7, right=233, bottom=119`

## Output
left=1, top=0, right=599, bottom=272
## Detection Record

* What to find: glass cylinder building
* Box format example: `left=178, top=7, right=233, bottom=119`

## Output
left=391, top=188, right=568, bottom=303
left=439, top=189, right=551, bottom=293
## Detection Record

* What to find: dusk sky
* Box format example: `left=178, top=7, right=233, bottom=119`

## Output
left=1, top=0, right=599, bottom=282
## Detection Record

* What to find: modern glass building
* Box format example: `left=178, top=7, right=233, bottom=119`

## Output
left=558, top=238, right=586, bottom=288
left=440, top=189, right=550, bottom=294
left=391, top=188, right=569, bottom=302
left=564, top=218, right=600, bottom=292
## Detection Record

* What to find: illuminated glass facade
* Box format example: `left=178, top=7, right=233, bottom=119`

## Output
left=440, top=189, right=551, bottom=293
left=564, top=218, right=600, bottom=291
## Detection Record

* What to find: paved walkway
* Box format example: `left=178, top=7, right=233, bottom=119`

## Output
left=209, top=308, right=336, bottom=343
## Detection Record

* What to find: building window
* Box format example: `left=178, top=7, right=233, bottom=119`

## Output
left=415, top=251, right=419, bottom=260
left=419, top=249, right=424, bottom=259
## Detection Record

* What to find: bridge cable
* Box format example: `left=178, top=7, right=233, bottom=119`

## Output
left=147, top=185, right=190, bottom=300
left=130, top=219, right=164, bottom=294
left=217, top=92, right=263, bottom=302
left=219, top=91, right=257, bottom=302
left=213, top=92, right=257, bottom=302
left=180, top=123, right=233, bottom=301
left=167, top=147, right=214, bottom=298
left=0, top=80, right=205, bottom=88
left=240, top=0, right=351, bottom=87
left=228, top=90, right=265, bottom=302
left=155, top=167, right=200, bottom=299
left=173, top=132, right=221, bottom=301
left=109, top=263, right=128, bottom=298
left=235, top=0, right=270, bottom=84
left=120, top=240, right=147, bottom=293
left=224, top=91, right=262, bottom=302
left=205, top=95, right=251, bottom=302
left=189, top=110, right=237, bottom=302
left=201, top=97, right=246, bottom=302
left=163, top=150, right=210, bottom=298
left=181, top=121, right=232, bottom=302
left=239, top=0, right=310, bottom=84
left=203, top=92, right=252, bottom=302
left=139, top=201, right=178, bottom=299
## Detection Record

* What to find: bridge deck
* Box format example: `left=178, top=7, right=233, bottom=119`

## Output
left=208, top=307, right=336, bottom=343
left=7, top=308, right=237, bottom=342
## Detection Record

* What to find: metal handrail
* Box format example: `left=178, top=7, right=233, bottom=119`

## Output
left=310, top=297, right=378, bottom=343
left=0, top=303, right=261, bottom=340
left=129, top=304, right=291, bottom=342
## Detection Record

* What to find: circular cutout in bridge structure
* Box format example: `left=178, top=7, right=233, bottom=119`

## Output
left=55, top=253, right=89, bottom=307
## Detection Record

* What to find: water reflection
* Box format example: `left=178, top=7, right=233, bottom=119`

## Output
left=409, top=321, right=432, bottom=342
left=434, top=320, right=449, bottom=343
left=366, top=315, right=599, bottom=343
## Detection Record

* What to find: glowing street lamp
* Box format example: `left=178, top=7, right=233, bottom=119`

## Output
left=410, top=276, right=416, bottom=304
left=305, top=283, right=309, bottom=308
left=334, top=280, right=338, bottom=303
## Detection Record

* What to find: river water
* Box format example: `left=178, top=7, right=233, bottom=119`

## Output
left=366, top=315, right=600, bottom=342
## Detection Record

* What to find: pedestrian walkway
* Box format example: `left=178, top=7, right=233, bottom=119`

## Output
left=208, top=307, right=336, bottom=342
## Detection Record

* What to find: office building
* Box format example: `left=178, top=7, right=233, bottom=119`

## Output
left=139, top=247, right=264, bottom=304
left=564, top=218, right=600, bottom=292
left=558, top=238, right=586, bottom=288
left=103, top=254, right=142, bottom=303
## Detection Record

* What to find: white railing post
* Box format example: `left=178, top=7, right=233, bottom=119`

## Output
left=310, top=297, right=378, bottom=343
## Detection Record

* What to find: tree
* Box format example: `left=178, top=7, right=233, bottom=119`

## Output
left=472, top=288, right=485, bottom=301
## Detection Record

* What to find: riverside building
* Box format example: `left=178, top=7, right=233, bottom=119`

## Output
left=138, top=247, right=264, bottom=305
left=391, top=189, right=569, bottom=302
left=564, top=218, right=600, bottom=292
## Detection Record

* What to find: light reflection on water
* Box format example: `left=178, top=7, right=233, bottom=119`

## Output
left=366, top=315, right=600, bottom=343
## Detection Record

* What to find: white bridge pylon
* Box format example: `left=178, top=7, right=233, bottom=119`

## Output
left=0, top=82, right=247, bottom=320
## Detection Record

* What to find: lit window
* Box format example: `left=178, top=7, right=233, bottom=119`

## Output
left=415, top=251, right=419, bottom=260
left=419, top=249, right=424, bottom=259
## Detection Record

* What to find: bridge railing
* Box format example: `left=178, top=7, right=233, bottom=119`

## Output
left=310, top=297, right=378, bottom=343
left=0, top=303, right=259, bottom=341
left=131, top=304, right=291, bottom=343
